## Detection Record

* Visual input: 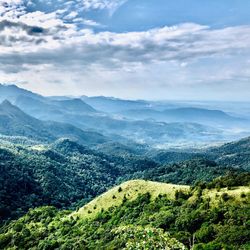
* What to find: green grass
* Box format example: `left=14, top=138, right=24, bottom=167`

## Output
left=73, top=179, right=250, bottom=220
left=73, top=180, right=190, bottom=219
left=202, top=186, right=250, bottom=205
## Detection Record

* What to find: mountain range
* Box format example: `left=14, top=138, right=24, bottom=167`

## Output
left=0, top=100, right=107, bottom=146
left=1, top=84, right=250, bottom=147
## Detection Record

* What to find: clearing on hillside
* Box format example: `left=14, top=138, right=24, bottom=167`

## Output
left=73, top=180, right=190, bottom=219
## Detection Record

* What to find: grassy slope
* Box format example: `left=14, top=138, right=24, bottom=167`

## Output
left=74, top=180, right=250, bottom=220
left=203, top=186, right=250, bottom=204
left=73, top=180, right=190, bottom=219
left=0, top=179, right=249, bottom=250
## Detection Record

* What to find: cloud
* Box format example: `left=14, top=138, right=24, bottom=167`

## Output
left=1, top=20, right=250, bottom=67
left=0, top=1, right=250, bottom=100
left=82, top=0, right=127, bottom=13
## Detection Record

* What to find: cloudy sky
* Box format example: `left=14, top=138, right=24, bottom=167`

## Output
left=0, top=0, right=250, bottom=100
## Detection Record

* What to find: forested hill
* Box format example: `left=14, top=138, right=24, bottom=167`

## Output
left=0, top=137, right=246, bottom=222
left=0, top=177, right=249, bottom=249
left=207, top=136, right=250, bottom=170
left=148, top=136, right=250, bottom=171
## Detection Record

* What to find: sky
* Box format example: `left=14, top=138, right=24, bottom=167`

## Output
left=0, top=0, right=250, bottom=100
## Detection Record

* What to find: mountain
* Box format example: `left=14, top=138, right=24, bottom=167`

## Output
left=0, top=83, right=43, bottom=103
left=53, top=98, right=96, bottom=113
left=0, top=100, right=107, bottom=145
left=82, top=95, right=150, bottom=113
left=1, top=135, right=247, bottom=222
left=13, top=96, right=223, bottom=147
left=0, top=100, right=54, bottom=141
left=0, top=84, right=98, bottom=120
left=0, top=139, right=120, bottom=221
left=15, top=95, right=97, bottom=117
left=120, top=107, right=247, bottom=128
left=1, top=176, right=249, bottom=249
left=1, top=84, right=250, bottom=147
left=207, top=136, right=250, bottom=170
left=0, top=138, right=160, bottom=221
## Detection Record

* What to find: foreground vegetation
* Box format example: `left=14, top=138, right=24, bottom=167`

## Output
left=0, top=175, right=249, bottom=250
left=1, top=136, right=244, bottom=223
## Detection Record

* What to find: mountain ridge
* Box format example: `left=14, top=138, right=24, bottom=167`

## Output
left=0, top=100, right=108, bottom=146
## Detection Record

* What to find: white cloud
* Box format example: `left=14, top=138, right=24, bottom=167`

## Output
left=81, top=0, right=127, bottom=13
left=0, top=1, right=250, bottom=100
left=1, top=19, right=250, bottom=61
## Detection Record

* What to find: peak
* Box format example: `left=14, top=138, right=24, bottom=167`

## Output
left=1, top=99, right=13, bottom=106
left=60, top=98, right=87, bottom=104
left=52, top=138, right=91, bottom=154
left=54, top=138, right=78, bottom=145
left=0, top=83, right=19, bottom=89
left=0, top=100, right=26, bottom=114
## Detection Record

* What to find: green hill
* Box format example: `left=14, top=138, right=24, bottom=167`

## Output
left=0, top=137, right=246, bottom=222
left=0, top=177, right=249, bottom=250
left=73, top=180, right=189, bottom=220
left=208, top=136, right=250, bottom=170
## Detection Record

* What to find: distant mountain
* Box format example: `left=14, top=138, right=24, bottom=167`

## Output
left=0, top=100, right=54, bottom=141
left=15, top=95, right=97, bottom=116
left=1, top=84, right=249, bottom=147
left=120, top=107, right=247, bottom=127
left=11, top=95, right=223, bottom=146
left=0, top=84, right=97, bottom=118
left=82, top=95, right=150, bottom=113
left=53, top=98, right=96, bottom=113
left=0, top=83, right=43, bottom=103
left=0, top=100, right=107, bottom=146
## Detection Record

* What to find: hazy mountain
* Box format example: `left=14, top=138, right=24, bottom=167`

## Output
left=0, top=84, right=97, bottom=118
left=120, top=107, right=247, bottom=127
left=0, top=100, right=107, bottom=146
left=15, top=95, right=97, bottom=117
left=82, top=95, right=150, bottom=113
left=53, top=98, right=96, bottom=113
left=0, top=83, right=43, bottom=103
left=1, top=84, right=249, bottom=147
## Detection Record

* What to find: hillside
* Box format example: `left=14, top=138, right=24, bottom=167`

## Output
left=0, top=100, right=107, bottom=146
left=0, top=177, right=249, bottom=249
left=1, top=136, right=247, bottom=222
left=0, top=139, right=159, bottom=222
left=73, top=180, right=189, bottom=220
left=0, top=84, right=43, bottom=103
left=0, top=139, right=120, bottom=221
left=207, top=136, right=250, bottom=170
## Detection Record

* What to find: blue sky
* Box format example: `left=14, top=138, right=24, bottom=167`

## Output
left=0, top=0, right=250, bottom=100
left=108, top=0, right=250, bottom=31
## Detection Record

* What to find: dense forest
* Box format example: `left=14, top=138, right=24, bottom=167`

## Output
left=0, top=137, right=245, bottom=223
